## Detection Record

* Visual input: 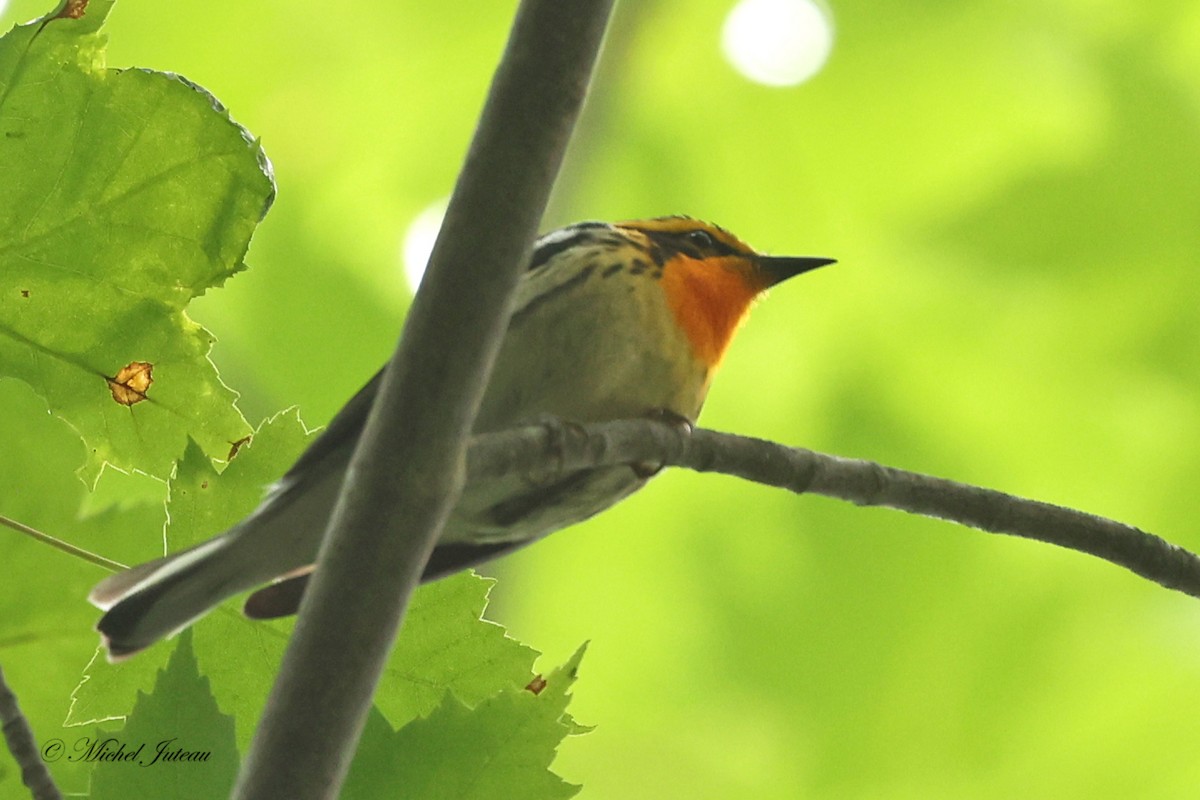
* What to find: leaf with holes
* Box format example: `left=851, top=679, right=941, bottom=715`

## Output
left=0, top=0, right=273, bottom=483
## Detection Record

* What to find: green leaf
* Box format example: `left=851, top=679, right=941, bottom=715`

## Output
left=72, top=410, right=545, bottom=758
left=68, top=410, right=312, bottom=739
left=0, top=2, right=273, bottom=483
left=0, top=378, right=166, bottom=797
left=343, top=645, right=589, bottom=800
left=376, top=572, right=540, bottom=729
left=88, top=631, right=239, bottom=800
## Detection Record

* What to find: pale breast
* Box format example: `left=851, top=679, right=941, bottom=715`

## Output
left=473, top=259, right=710, bottom=434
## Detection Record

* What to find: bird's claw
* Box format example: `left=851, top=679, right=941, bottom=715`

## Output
left=632, top=408, right=693, bottom=478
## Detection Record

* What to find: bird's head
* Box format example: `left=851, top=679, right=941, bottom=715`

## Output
left=614, top=217, right=834, bottom=368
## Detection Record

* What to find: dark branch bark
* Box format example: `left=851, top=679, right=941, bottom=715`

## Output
left=0, top=665, right=62, bottom=800
left=468, top=418, right=1200, bottom=600
left=232, top=2, right=614, bottom=798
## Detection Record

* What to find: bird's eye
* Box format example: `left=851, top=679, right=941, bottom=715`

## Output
left=685, top=229, right=715, bottom=249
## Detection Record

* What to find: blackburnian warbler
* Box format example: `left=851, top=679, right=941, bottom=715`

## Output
left=90, top=216, right=833, bottom=659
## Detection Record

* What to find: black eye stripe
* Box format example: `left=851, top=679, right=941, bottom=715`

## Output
left=651, top=229, right=742, bottom=260
left=615, top=219, right=748, bottom=260
left=528, top=221, right=749, bottom=276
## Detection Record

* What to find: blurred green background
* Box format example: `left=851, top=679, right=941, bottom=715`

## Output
left=2, top=0, right=1200, bottom=796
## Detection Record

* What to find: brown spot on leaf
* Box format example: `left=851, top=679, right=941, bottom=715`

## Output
left=228, top=435, right=252, bottom=461
left=201, top=480, right=209, bottom=489
left=525, top=675, right=547, bottom=695
left=20, top=289, right=29, bottom=298
left=107, top=361, right=153, bottom=406
left=55, top=0, right=89, bottom=19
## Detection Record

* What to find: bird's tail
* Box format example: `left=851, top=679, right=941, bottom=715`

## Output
left=89, top=533, right=253, bottom=661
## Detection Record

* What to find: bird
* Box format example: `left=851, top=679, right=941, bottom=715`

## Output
left=89, top=216, right=833, bottom=659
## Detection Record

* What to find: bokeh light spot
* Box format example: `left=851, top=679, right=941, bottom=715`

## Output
left=400, top=198, right=448, bottom=293
left=721, top=0, right=834, bottom=87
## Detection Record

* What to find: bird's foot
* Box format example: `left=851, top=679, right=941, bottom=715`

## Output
left=522, top=413, right=588, bottom=486
left=632, top=408, right=694, bottom=479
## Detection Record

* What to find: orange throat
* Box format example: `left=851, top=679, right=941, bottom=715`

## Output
left=660, top=255, right=761, bottom=369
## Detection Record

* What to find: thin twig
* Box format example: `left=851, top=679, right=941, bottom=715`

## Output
left=467, top=418, right=1200, bottom=600
left=232, top=2, right=615, bottom=798
left=0, top=665, right=62, bottom=800
left=0, top=515, right=126, bottom=573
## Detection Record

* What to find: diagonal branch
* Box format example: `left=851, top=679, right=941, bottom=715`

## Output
left=468, top=418, right=1200, bottom=599
left=232, top=2, right=614, bottom=798
left=0, top=515, right=125, bottom=573
left=0, top=664, right=62, bottom=800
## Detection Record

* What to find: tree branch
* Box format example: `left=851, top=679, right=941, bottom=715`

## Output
left=0, top=515, right=125, bottom=573
left=0, top=665, right=62, bottom=800
left=468, top=418, right=1200, bottom=599
left=231, top=2, right=614, bottom=798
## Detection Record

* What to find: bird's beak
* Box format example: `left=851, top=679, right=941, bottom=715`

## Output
left=758, top=255, right=836, bottom=287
